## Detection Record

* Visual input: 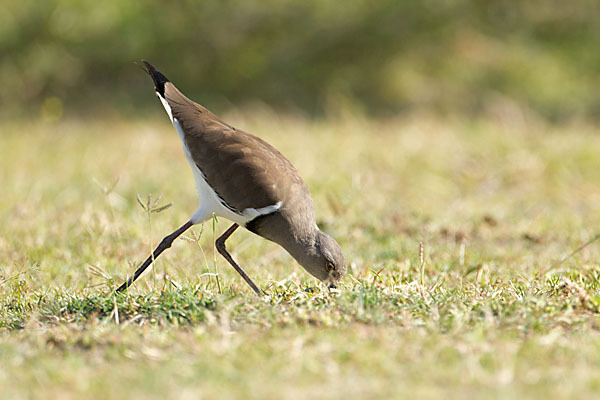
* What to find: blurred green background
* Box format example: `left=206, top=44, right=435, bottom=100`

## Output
left=2, top=0, right=599, bottom=121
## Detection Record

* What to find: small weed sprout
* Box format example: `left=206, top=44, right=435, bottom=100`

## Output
left=419, top=241, right=425, bottom=286
left=87, top=264, right=113, bottom=289
left=136, top=194, right=172, bottom=289
left=182, top=224, right=220, bottom=293
left=211, top=213, right=222, bottom=294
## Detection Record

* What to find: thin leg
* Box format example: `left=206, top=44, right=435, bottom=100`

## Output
left=116, top=220, right=194, bottom=292
left=216, top=223, right=263, bottom=296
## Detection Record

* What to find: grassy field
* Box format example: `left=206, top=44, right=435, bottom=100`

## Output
left=1, top=111, right=600, bottom=399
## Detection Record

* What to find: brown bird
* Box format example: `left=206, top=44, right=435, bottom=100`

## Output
left=116, top=61, right=346, bottom=295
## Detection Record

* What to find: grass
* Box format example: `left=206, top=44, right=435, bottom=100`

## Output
left=1, top=110, right=600, bottom=399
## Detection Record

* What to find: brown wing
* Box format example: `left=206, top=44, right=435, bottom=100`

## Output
left=163, top=82, right=309, bottom=213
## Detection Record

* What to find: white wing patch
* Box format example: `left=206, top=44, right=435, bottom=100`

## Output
left=155, top=92, right=282, bottom=226
left=241, top=201, right=282, bottom=220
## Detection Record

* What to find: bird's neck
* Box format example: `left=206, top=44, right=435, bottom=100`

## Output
left=281, top=227, right=321, bottom=269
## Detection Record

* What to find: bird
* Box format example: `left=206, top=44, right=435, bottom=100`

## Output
left=116, top=60, right=346, bottom=295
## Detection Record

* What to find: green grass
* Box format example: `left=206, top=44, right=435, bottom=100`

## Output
left=1, top=112, right=600, bottom=399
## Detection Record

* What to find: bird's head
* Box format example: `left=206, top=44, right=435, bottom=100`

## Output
left=302, top=230, right=346, bottom=288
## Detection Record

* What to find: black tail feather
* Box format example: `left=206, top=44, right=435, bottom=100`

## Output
left=141, top=60, right=169, bottom=97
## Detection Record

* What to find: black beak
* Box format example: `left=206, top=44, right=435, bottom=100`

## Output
left=328, top=283, right=337, bottom=289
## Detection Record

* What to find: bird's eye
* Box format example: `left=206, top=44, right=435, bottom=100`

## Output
left=326, top=261, right=335, bottom=272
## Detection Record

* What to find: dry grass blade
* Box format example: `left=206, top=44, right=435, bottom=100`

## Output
left=136, top=193, right=147, bottom=211
left=151, top=203, right=172, bottom=214
left=544, top=234, right=600, bottom=275
left=0, top=269, right=30, bottom=287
